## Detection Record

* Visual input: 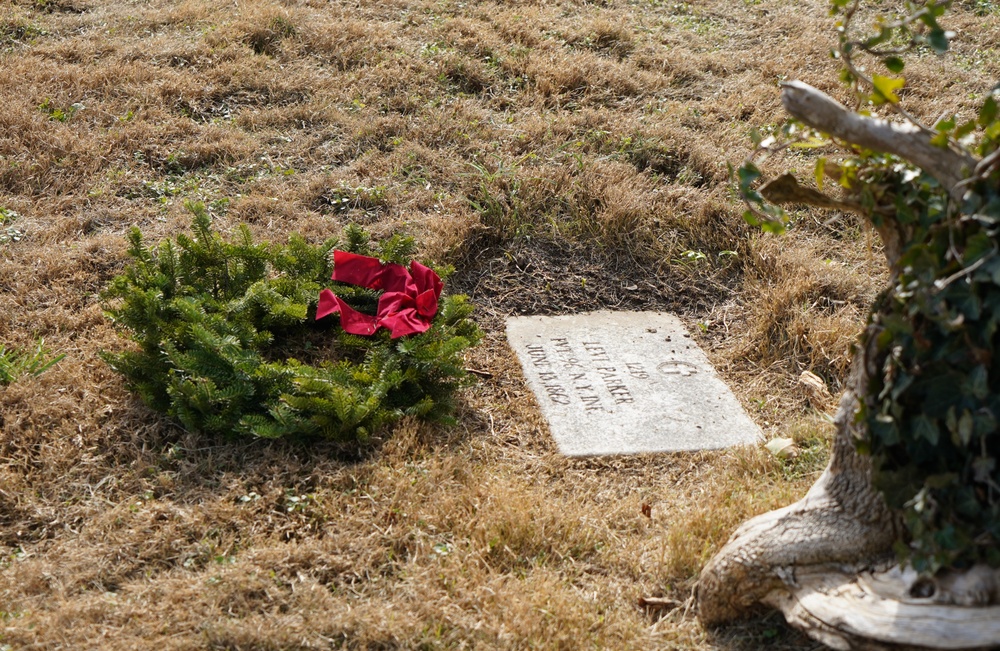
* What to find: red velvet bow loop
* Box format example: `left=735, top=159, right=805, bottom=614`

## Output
left=316, top=251, right=443, bottom=338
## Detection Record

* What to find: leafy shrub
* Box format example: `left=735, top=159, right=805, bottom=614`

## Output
left=862, top=152, right=1000, bottom=572
left=738, top=1, right=1000, bottom=572
left=101, top=201, right=480, bottom=442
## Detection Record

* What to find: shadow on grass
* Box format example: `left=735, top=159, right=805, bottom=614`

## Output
left=93, top=389, right=478, bottom=506
left=703, top=611, right=820, bottom=651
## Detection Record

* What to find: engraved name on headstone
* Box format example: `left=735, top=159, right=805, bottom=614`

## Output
left=506, top=311, right=763, bottom=456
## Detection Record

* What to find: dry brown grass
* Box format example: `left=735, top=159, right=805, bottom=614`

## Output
left=1, top=0, right=998, bottom=648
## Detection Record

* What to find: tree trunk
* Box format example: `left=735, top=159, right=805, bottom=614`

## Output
left=695, top=82, right=1000, bottom=650
left=696, top=332, right=903, bottom=627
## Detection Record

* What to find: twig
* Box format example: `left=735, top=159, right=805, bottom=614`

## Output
left=638, top=596, right=682, bottom=612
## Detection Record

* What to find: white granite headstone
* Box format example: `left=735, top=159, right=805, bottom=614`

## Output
left=506, top=311, right=763, bottom=456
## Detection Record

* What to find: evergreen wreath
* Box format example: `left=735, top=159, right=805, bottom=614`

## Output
left=101, top=201, right=481, bottom=442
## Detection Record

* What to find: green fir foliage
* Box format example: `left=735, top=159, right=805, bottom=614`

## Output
left=101, top=201, right=480, bottom=443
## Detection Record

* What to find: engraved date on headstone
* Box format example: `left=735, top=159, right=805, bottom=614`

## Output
left=523, top=338, right=637, bottom=411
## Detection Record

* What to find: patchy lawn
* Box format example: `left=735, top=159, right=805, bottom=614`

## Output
left=0, top=0, right=997, bottom=648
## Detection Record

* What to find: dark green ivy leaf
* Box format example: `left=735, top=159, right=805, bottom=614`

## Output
left=969, top=365, right=989, bottom=400
left=958, top=410, right=975, bottom=447
left=873, top=413, right=901, bottom=445
left=973, top=456, right=996, bottom=484
left=980, top=95, right=998, bottom=128
left=964, top=233, right=994, bottom=265
left=883, top=56, right=905, bottom=73
left=927, top=28, right=951, bottom=54
left=912, top=414, right=940, bottom=445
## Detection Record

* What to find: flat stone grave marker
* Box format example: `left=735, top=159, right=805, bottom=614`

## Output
left=506, top=311, right=763, bottom=456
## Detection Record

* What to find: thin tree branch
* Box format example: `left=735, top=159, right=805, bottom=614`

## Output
left=780, top=80, right=977, bottom=198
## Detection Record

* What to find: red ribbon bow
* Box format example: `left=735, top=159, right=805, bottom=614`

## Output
left=316, top=251, right=443, bottom=338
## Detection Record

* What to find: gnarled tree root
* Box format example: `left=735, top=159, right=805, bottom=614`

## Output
left=762, top=566, right=1000, bottom=651
left=695, top=469, right=898, bottom=628
left=696, top=388, right=1000, bottom=649
left=697, top=385, right=901, bottom=626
